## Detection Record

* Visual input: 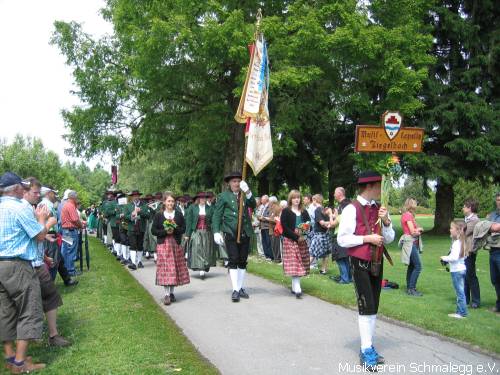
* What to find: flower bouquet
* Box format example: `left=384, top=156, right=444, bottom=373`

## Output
left=297, top=222, right=310, bottom=235
left=163, top=219, right=177, bottom=232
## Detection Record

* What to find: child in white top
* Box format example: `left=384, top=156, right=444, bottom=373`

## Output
left=440, top=220, right=468, bottom=318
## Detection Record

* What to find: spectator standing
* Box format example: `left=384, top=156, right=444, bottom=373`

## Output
left=463, top=198, right=480, bottom=308
left=0, top=172, right=51, bottom=373
left=309, top=194, right=334, bottom=274
left=60, top=190, right=84, bottom=276
left=487, top=192, right=500, bottom=313
left=267, top=196, right=282, bottom=262
left=258, top=195, right=273, bottom=260
left=400, top=198, right=424, bottom=297
left=441, top=220, right=468, bottom=319
left=23, top=178, right=71, bottom=347
left=252, top=197, right=265, bottom=257
left=331, top=187, right=352, bottom=284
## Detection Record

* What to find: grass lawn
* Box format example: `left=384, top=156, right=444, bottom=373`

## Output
left=0, top=237, right=219, bottom=375
left=248, top=215, right=500, bottom=354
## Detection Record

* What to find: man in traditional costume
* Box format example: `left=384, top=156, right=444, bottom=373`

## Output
left=124, top=190, right=150, bottom=270
left=337, top=171, right=394, bottom=371
left=212, top=172, right=256, bottom=302
left=102, top=189, right=119, bottom=255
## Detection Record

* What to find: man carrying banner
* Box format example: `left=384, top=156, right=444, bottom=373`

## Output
left=337, top=171, right=395, bottom=371
left=212, top=172, right=256, bottom=302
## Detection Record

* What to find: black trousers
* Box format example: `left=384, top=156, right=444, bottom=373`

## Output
left=128, top=231, right=144, bottom=251
left=464, top=252, right=481, bottom=306
left=112, top=226, right=121, bottom=244
left=261, top=229, right=273, bottom=259
left=119, top=230, right=129, bottom=246
left=224, top=233, right=250, bottom=269
left=350, top=256, right=383, bottom=315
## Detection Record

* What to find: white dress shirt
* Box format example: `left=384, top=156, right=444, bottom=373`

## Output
left=337, top=195, right=395, bottom=248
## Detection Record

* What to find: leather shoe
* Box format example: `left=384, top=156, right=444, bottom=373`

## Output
left=138, top=262, right=144, bottom=269
left=470, top=303, right=480, bottom=309
left=231, top=290, right=240, bottom=302
left=239, top=288, right=249, bottom=299
left=170, top=293, right=176, bottom=303
left=64, top=279, right=79, bottom=287
left=295, top=292, right=303, bottom=299
left=48, top=335, right=72, bottom=347
left=128, top=264, right=137, bottom=270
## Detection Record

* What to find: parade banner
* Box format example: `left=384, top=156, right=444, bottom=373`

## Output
left=235, top=34, right=270, bottom=124
left=246, top=117, right=273, bottom=175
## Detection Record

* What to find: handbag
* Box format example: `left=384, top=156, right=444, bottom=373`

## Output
left=274, top=220, right=283, bottom=236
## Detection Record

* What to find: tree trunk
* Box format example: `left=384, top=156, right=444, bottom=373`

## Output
left=431, top=180, right=454, bottom=235
left=257, top=174, right=269, bottom=196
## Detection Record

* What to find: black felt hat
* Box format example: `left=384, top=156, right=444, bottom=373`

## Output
left=128, top=190, right=142, bottom=196
left=224, top=171, right=242, bottom=183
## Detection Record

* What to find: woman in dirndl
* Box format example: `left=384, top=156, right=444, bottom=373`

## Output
left=184, top=192, right=216, bottom=279
left=280, top=190, right=311, bottom=299
left=152, top=192, right=190, bottom=305
left=309, top=194, right=334, bottom=274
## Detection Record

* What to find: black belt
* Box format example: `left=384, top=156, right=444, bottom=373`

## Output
left=63, top=228, right=77, bottom=231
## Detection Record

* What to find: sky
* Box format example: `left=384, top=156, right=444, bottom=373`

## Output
left=0, top=0, right=113, bottom=169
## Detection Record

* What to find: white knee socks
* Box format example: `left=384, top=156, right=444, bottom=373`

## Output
left=121, top=245, right=129, bottom=260
left=292, top=277, right=301, bottom=294
left=130, top=250, right=137, bottom=265
left=164, top=285, right=174, bottom=296
left=103, top=235, right=107, bottom=243
left=237, top=268, right=246, bottom=291
left=229, top=269, right=238, bottom=291
left=358, top=314, right=376, bottom=350
left=153, top=253, right=157, bottom=261
left=114, top=243, right=121, bottom=256
left=136, top=250, right=142, bottom=264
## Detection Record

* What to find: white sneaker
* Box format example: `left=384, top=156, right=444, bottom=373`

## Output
left=447, top=313, right=466, bottom=319
left=200, top=271, right=205, bottom=279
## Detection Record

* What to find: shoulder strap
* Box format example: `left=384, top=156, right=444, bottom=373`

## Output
left=352, top=200, right=372, bottom=235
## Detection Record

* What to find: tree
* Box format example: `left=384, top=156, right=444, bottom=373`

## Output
left=405, top=0, right=500, bottom=234
left=52, top=0, right=433, bottom=198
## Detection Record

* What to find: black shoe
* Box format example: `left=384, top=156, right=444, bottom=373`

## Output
left=64, top=279, right=79, bottom=286
left=170, top=293, right=176, bottom=303
left=145, top=255, right=151, bottom=260
left=295, top=292, right=303, bottom=299
left=471, top=303, right=480, bottom=309
left=116, top=256, right=122, bottom=261
left=128, top=264, right=137, bottom=270
left=231, top=290, right=240, bottom=302
left=138, top=262, right=144, bottom=269
left=407, top=288, right=423, bottom=297
left=239, top=288, right=249, bottom=299
left=330, top=275, right=341, bottom=282
left=290, top=288, right=296, bottom=295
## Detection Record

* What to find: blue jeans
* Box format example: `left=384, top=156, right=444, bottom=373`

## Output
left=406, top=244, right=422, bottom=290
left=451, top=270, right=467, bottom=317
left=61, top=229, right=79, bottom=275
left=336, top=257, right=352, bottom=283
left=261, top=229, right=273, bottom=260
left=490, top=249, right=500, bottom=310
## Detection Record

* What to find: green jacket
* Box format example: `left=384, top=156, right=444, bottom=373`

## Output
left=185, top=204, right=214, bottom=237
left=102, top=199, right=118, bottom=227
left=212, top=191, right=256, bottom=237
left=123, top=201, right=151, bottom=233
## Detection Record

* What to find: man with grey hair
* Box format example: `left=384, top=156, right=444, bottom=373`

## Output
left=258, top=195, right=273, bottom=260
left=60, top=190, right=84, bottom=276
left=0, top=172, right=55, bottom=372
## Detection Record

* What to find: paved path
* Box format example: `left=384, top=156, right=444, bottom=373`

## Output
left=128, top=259, right=498, bottom=375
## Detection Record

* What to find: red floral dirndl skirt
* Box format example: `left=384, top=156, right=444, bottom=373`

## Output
left=156, top=236, right=190, bottom=286
left=282, top=237, right=310, bottom=277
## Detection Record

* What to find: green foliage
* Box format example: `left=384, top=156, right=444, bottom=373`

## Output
left=0, top=135, right=109, bottom=207
left=51, top=0, right=434, bottom=197
left=453, top=178, right=499, bottom=218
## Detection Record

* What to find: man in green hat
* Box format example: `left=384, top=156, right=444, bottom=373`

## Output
left=212, top=171, right=256, bottom=302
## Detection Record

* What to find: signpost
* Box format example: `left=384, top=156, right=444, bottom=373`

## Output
left=355, top=111, right=424, bottom=153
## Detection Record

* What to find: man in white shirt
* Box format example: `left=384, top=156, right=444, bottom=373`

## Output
left=338, top=171, right=394, bottom=371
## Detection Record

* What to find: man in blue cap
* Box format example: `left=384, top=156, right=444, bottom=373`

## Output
left=0, top=172, right=57, bottom=373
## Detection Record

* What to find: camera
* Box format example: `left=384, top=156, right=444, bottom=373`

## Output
left=440, top=259, right=449, bottom=272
